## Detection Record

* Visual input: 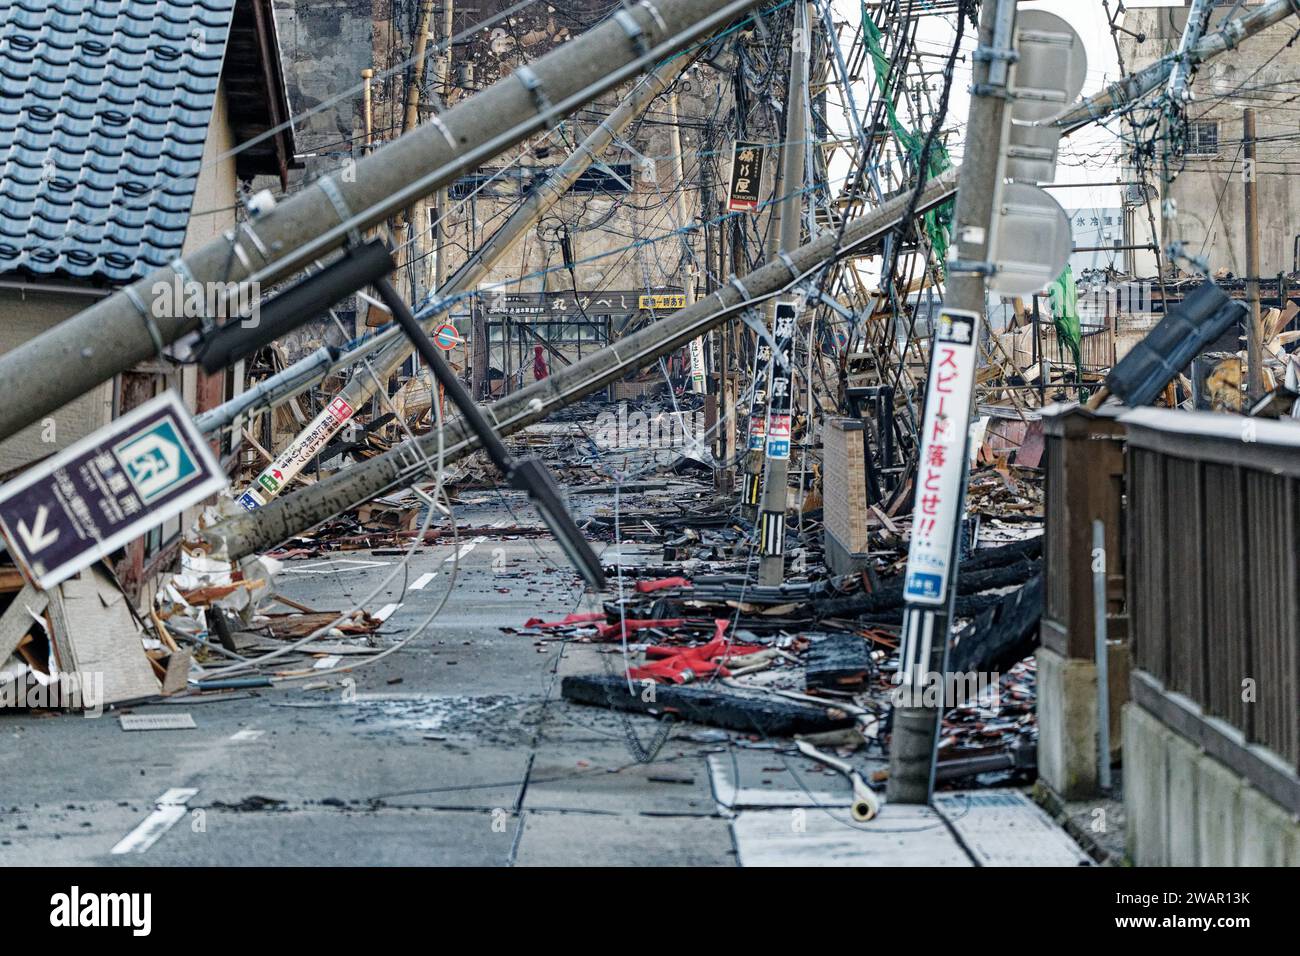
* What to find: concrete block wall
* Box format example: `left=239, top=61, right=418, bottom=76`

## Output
left=1036, top=647, right=1098, bottom=799
left=1037, top=643, right=1129, bottom=801
left=822, top=418, right=868, bottom=554
left=1124, top=702, right=1300, bottom=866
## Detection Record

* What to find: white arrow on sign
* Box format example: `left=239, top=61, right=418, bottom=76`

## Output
left=17, top=505, right=59, bottom=553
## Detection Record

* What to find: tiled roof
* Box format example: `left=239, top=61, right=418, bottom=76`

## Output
left=0, top=0, right=238, bottom=285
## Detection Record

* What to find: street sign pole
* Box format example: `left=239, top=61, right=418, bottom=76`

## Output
left=757, top=299, right=798, bottom=572
left=887, top=0, right=1015, bottom=805
left=887, top=0, right=1086, bottom=804
left=756, top=0, right=810, bottom=586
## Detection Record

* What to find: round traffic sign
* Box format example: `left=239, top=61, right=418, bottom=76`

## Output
left=432, top=324, right=461, bottom=350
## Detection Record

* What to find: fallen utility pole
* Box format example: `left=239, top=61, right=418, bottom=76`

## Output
left=1166, top=0, right=1213, bottom=106
left=194, top=330, right=393, bottom=435
left=433, top=0, right=457, bottom=295
left=0, top=0, right=760, bottom=444
left=235, top=56, right=691, bottom=509
left=888, top=0, right=1008, bottom=806
left=756, top=0, right=811, bottom=587
left=201, top=169, right=961, bottom=560
left=1054, top=0, right=1300, bottom=130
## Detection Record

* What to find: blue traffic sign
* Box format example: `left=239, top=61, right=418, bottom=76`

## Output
left=0, top=391, right=225, bottom=589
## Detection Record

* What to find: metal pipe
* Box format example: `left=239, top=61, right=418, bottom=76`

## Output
left=1092, top=518, right=1112, bottom=792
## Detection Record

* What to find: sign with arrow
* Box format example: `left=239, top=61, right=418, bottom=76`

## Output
left=0, top=391, right=224, bottom=590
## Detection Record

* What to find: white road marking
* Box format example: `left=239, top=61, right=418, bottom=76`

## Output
left=280, top=559, right=392, bottom=575
left=229, top=728, right=264, bottom=741
left=374, top=603, right=403, bottom=622
left=110, top=788, right=198, bottom=855
left=443, top=535, right=487, bottom=563
left=410, top=572, right=438, bottom=591
left=314, top=655, right=342, bottom=669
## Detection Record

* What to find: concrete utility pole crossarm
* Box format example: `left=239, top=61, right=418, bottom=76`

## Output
left=202, top=169, right=962, bottom=561
left=0, top=0, right=760, bottom=445
left=236, top=57, right=692, bottom=510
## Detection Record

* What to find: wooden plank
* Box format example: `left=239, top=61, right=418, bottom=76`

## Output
left=161, top=649, right=192, bottom=696
left=0, top=566, right=27, bottom=594
left=56, top=566, right=159, bottom=705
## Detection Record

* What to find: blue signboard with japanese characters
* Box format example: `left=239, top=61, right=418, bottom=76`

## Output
left=0, top=391, right=225, bottom=590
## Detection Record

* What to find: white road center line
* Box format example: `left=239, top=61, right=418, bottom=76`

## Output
left=410, top=571, right=438, bottom=591
left=374, top=603, right=403, bottom=622
left=110, top=788, right=198, bottom=855
left=229, top=728, right=264, bottom=742
left=443, top=535, right=487, bottom=563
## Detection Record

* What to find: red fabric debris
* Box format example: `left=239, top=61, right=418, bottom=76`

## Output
left=628, top=656, right=728, bottom=684
left=632, top=622, right=765, bottom=683
left=634, top=576, right=692, bottom=593
left=523, top=611, right=606, bottom=629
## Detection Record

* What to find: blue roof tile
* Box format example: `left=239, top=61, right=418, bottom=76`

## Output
left=0, top=0, right=239, bottom=284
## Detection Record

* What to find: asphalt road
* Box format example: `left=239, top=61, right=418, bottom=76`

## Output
left=0, top=492, right=742, bottom=867
left=1, top=487, right=1087, bottom=867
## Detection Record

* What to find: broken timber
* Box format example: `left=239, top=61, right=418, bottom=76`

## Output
left=560, top=673, right=857, bottom=736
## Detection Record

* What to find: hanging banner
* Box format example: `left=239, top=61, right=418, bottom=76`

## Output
left=727, top=141, right=764, bottom=213
left=902, top=308, right=979, bottom=605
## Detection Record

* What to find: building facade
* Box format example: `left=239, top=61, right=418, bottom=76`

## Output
left=1118, top=1, right=1300, bottom=278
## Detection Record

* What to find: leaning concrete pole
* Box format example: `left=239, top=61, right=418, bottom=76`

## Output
left=394, top=0, right=439, bottom=297
left=756, top=0, right=810, bottom=587
left=201, top=169, right=961, bottom=560
left=0, top=0, right=760, bottom=444
left=235, top=56, right=692, bottom=508
left=887, top=0, right=1008, bottom=806
left=739, top=145, right=783, bottom=520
